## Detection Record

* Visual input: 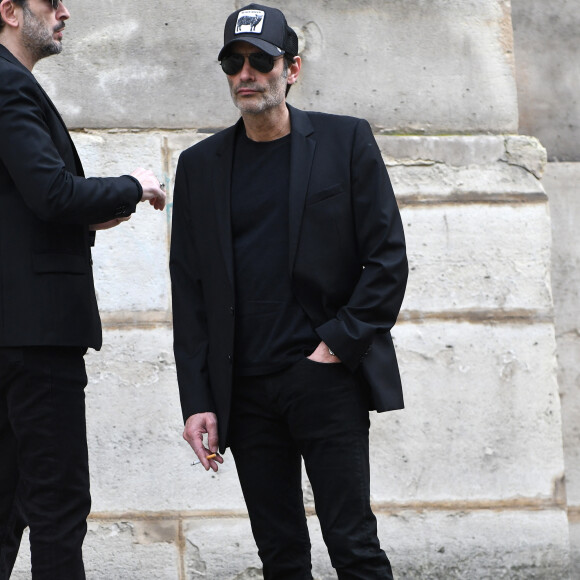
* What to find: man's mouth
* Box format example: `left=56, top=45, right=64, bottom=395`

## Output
left=236, top=86, right=262, bottom=95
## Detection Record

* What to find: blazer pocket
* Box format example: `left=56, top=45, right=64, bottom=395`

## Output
left=33, top=252, right=87, bottom=274
left=307, top=184, right=344, bottom=205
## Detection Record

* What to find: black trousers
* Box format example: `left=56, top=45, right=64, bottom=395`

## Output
left=0, top=346, right=90, bottom=580
left=229, top=357, right=393, bottom=580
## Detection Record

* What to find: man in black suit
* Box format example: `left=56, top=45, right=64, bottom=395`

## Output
left=0, top=1, right=166, bottom=578
left=170, top=4, right=407, bottom=578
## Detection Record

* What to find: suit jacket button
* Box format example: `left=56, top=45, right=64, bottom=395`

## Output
left=230, top=306, right=235, bottom=316
left=227, top=354, right=232, bottom=364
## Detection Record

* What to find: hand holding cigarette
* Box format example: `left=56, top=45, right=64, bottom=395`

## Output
left=183, top=412, right=224, bottom=472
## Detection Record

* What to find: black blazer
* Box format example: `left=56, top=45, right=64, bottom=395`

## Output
left=170, top=105, right=408, bottom=451
left=0, top=45, right=140, bottom=349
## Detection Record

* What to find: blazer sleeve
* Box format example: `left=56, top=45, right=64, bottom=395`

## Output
left=169, top=154, right=217, bottom=422
left=315, top=118, right=408, bottom=371
left=0, top=66, right=140, bottom=224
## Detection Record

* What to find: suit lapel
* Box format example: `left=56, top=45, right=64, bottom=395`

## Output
left=0, top=46, right=84, bottom=176
left=213, top=123, right=239, bottom=288
left=287, top=105, right=316, bottom=275
left=32, top=78, right=85, bottom=176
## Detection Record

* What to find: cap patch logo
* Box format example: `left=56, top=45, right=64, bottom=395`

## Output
left=235, top=10, right=265, bottom=34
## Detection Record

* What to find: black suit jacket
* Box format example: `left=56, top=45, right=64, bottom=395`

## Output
left=170, top=105, right=408, bottom=451
left=0, top=45, right=140, bottom=350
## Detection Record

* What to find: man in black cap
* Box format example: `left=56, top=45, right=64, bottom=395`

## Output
left=0, top=1, right=165, bottom=578
left=171, top=4, right=407, bottom=578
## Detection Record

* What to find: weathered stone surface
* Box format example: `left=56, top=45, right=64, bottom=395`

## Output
left=512, top=0, right=580, bottom=161
left=85, top=328, right=247, bottom=513
left=544, top=164, right=580, bottom=338
left=374, top=321, right=564, bottom=503
left=400, top=203, right=553, bottom=313
left=386, top=509, right=570, bottom=579
left=378, top=135, right=547, bottom=178
left=504, top=135, right=547, bottom=179
left=72, top=131, right=171, bottom=313
left=570, top=517, right=580, bottom=579
left=12, top=523, right=180, bottom=580
left=543, top=162, right=580, bottom=577
left=72, top=131, right=553, bottom=318
left=35, top=1, right=517, bottom=133
left=87, top=322, right=564, bottom=510
left=182, top=510, right=570, bottom=580
left=12, top=508, right=570, bottom=579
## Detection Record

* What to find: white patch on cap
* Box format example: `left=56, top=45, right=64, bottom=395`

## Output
left=235, top=10, right=265, bottom=34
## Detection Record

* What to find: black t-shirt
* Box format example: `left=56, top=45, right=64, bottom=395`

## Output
left=231, top=128, right=319, bottom=375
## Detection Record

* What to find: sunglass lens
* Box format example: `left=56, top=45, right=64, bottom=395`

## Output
left=221, top=54, right=244, bottom=75
left=249, top=52, right=274, bottom=73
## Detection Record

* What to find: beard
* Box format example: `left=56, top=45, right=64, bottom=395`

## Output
left=230, top=66, right=288, bottom=115
left=21, top=5, right=63, bottom=61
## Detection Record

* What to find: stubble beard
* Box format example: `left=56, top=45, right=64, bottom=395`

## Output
left=230, top=67, right=288, bottom=115
left=21, top=5, right=62, bottom=61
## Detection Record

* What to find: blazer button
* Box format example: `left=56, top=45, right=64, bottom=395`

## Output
left=229, top=306, right=235, bottom=316
left=227, top=354, right=232, bottom=364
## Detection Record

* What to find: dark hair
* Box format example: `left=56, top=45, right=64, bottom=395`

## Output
left=0, top=0, right=27, bottom=31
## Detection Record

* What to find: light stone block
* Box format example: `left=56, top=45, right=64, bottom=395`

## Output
left=182, top=510, right=570, bottom=579
left=386, top=509, right=570, bottom=579
left=570, top=516, right=580, bottom=579
left=543, top=162, right=580, bottom=578
left=377, top=135, right=547, bottom=178
left=85, top=327, right=247, bottom=513
left=71, top=131, right=164, bottom=181
left=83, top=321, right=564, bottom=513
left=12, top=509, right=569, bottom=579
left=512, top=0, right=580, bottom=161
left=544, top=163, right=580, bottom=506
left=71, top=131, right=170, bottom=313
left=390, top=163, right=544, bottom=200
left=35, top=1, right=517, bottom=132
left=377, top=321, right=564, bottom=503
left=400, top=203, right=553, bottom=313
left=12, top=523, right=180, bottom=580
left=543, top=164, right=580, bottom=336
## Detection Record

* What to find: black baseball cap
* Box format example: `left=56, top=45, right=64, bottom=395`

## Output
left=218, top=3, right=299, bottom=61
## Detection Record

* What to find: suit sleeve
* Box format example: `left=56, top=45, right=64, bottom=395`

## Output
left=0, top=67, right=140, bottom=224
left=315, top=119, right=408, bottom=371
left=169, top=155, right=216, bottom=422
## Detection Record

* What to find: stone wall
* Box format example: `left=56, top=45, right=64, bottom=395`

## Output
left=512, top=0, right=580, bottom=577
left=11, top=0, right=571, bottom=577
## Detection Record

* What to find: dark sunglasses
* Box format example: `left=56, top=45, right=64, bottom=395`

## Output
left=48, top=0, right=60, bottom=8
left=220, top=51, right=281, bottom=75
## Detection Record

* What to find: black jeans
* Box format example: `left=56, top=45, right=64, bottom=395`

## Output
left=0, top=346, right=90, bottom=580
left=229, top=357, right=393, bottom=580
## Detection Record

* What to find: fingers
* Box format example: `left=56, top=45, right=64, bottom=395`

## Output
left=207, top=453, right=224, bottom=473
left=131, top=168, right=167, bottom=211
left=183, top=412, right=221, bottom=472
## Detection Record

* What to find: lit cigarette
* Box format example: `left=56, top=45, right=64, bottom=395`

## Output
left=191, top=453, right=217, bottom=466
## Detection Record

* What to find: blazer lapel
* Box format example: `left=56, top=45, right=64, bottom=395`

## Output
left=213, top=123, right=239, bottom=288
left=287, top=105, right=316, bottom=275
left=34, top=82, right=85, bottom=175
left=0, top=46, right=84, bottom=176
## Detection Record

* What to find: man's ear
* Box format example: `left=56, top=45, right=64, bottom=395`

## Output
left=288, top=55, right=301, bottom=86
left=0, top=0, right=21, bottom=31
